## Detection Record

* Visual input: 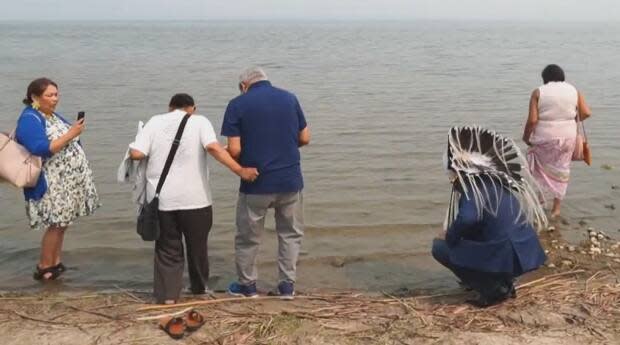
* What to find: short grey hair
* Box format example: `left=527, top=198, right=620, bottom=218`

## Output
left=239, top=67, right=268, bottom=85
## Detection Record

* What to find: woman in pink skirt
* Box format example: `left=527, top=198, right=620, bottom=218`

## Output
left=523, top=64, right=591, bottom=218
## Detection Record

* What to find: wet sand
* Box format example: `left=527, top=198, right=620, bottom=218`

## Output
left=0, top=221, right=618, bottom=345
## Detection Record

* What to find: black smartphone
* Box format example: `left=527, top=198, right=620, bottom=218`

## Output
left=77, top=111, right=85, bottom=121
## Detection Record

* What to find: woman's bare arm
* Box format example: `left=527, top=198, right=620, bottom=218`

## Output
left=577, top=91, right=592, bottom=121
left=522, top=89, right=539, bottom=146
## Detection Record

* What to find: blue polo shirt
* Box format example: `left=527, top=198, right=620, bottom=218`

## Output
left=221, top=81, right=307, bottom=194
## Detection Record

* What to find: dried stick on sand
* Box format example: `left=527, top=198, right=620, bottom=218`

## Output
left=136, top=307, right=194, bottom=321
left=516, top=269, right=585, bottom=290
left=114, top=285, right=145, bottom=303
left=136, top=295, right=332, bottom=313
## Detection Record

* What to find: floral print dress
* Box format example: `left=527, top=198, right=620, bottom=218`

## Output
left=26, top=113, right=100, bottom=230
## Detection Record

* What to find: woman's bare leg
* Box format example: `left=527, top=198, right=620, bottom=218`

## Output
left=39, top=226, right=66, bottom=279
left=53, top=226, right=67, bottom=266
left=551, top=198, right=561, bottom=218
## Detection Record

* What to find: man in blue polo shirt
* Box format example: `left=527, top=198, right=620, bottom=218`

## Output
left=222, top=67, right=310, bottom=299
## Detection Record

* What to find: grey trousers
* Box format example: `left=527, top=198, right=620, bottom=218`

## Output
left=235, top=192, right=304, bottom=285
left=154, top=206, right=212, bottom=304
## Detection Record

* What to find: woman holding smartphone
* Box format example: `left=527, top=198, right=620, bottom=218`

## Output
left=15, top=77, right=100, bottom=281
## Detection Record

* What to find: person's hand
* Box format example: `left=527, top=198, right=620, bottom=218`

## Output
left=238, top=167, right=259, bottom=182
left=68, top=118, right=85, bottom=139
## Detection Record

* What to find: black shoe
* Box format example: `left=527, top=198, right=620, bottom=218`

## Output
left=466, top=294, right=509, bottom=308
left=466, top=286, right=512, bottom=308
left=190, top=287, right=214, bottom=296
left=191, top=288, right=205, bottom=295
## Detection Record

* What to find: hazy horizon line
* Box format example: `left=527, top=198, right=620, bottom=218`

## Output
left=1, top=18, right=620, bottom=24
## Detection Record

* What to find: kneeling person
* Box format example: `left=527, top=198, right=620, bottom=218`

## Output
left=432, top=126, right=547, bottom=307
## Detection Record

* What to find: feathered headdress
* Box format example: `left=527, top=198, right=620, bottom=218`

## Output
left=443, top=126, right=547, bottom=231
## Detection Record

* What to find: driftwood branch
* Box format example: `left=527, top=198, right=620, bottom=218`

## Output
left=516, top=269, right=585, bottom=290
left=136, top=295, right=332, bottom=312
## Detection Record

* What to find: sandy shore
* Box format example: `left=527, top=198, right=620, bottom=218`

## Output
left=0, top=221, right=618, bottom=345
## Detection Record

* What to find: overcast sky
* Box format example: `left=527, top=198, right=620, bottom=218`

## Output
left=1, top=0, right=619, bottom=21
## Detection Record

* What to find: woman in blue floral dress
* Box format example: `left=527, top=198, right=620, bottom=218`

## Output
left=15, top=78, right=100, bottom=280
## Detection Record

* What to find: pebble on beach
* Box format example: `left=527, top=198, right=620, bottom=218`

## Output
left=582, top=226, right=620, bottom=257
left=330, top=258, right=346, bottom=268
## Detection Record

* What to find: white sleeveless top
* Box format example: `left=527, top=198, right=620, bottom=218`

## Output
left=531, top=81, right=578, bottom=143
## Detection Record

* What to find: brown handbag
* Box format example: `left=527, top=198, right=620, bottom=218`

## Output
left=0, top=130, right=43, bottom=187
left=572, top=117, right=591, bottom=166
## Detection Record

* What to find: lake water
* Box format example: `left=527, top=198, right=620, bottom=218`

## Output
left=1, top=21, right=619, bottom=293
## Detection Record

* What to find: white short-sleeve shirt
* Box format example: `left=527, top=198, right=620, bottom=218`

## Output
left=130, top=109, right=218, bottom=211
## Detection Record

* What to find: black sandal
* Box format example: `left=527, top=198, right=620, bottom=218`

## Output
left=33, top=265, right=61, bottom=281
left=54, top=262, right=67, bottom=273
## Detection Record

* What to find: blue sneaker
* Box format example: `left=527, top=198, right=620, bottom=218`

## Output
left=276, top=281, right=295, bottom=300
left=227, top=282, right=258, bottom=298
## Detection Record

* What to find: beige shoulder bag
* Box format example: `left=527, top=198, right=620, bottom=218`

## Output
left=0, top=129, right=43, bottom=188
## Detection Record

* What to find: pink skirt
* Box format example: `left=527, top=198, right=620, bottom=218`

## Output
left=527, top=138, right=576, bottom=199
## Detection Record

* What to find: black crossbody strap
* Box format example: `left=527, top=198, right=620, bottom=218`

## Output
left=154, top=113, right=191, bottom=197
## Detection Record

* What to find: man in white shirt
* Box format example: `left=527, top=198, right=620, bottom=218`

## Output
left=129, top=93, right=258, bottom=304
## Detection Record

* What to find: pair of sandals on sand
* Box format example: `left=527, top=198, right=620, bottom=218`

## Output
left=159, top=309, right=206, bottom=340
left=33, top=262, right=66, bottom=281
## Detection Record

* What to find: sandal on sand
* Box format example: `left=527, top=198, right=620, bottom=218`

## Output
left=159, top=317, right=186, bottom=340
left=33, top=265, right=61, bottom=281
left=185, top=309, right=205, bottom=332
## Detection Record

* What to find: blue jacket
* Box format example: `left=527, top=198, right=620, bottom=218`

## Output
left=445, top=178, right=547, bottom=275
left=15, top=106, right=70, bottom=201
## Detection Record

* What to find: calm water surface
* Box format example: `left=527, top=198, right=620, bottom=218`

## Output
left=1, top=21, right=619, bottom=292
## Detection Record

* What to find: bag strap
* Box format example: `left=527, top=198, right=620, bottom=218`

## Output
left=580, top=121, right=588, bottom=142
left=154, top=113, right=191, bottom=197
left=576, top=109, right=588, bottom=143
